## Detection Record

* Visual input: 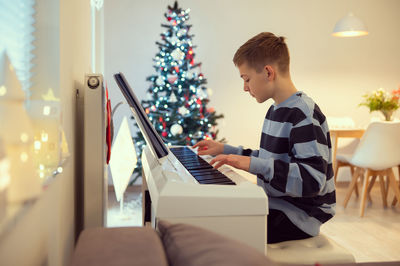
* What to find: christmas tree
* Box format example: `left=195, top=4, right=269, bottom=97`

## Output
left=131, top=1, right=224, bottom=181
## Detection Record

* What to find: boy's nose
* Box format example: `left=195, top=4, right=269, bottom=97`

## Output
left=244, top=84, right=249, bottom=91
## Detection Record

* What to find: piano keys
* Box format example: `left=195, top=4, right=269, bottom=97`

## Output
left=170, top=147, right=235, bottom=185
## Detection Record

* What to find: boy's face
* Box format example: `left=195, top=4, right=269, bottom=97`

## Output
left=237, top=63, right=274, bottom=103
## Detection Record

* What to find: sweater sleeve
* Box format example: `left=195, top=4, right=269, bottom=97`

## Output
left=249, top=118, right=332, bottom=198
left=223, top=144, right=259, bottom=157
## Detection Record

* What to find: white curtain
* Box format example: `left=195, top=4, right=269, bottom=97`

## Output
left=0, top=0, right=35, bottom=93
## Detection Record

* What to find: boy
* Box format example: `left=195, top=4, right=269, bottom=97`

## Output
left=193, top=32, right=335, bottom=244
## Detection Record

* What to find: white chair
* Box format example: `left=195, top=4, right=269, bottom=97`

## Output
left=334, top=138, right=360, bottom=184
left=343, top=121, right=400, bottom=217
left=391, top=165, right=400, bottom=206
left=327, top=116, right=361, bottom=184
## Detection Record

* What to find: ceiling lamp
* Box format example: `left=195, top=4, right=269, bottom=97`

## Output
left=332, top=12, right=369, bottom=37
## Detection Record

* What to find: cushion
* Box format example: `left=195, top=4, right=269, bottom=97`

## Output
left=157, top=220, right=277, bottom=266
left=70, top=227, right=168, bottom=266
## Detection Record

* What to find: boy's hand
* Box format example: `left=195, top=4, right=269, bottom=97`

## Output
left=209, top=154, right=250, bottom=172
left=192, top=140, right=224, bottom=156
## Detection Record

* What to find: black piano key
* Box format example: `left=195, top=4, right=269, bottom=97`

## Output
left=184, top=162, right=212, bottom=169
left=185, top=165, right=213, bottom=171
left=176, top=157, right=199, bottom=161
left=196, top=176, right=228, bottom=182
left=192, top=174, right=227, bottom=181
left=189, top=169, right=221, bottom=176
left=198, top=179, right=235, bottom=185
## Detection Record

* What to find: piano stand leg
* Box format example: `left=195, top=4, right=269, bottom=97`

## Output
left=142, top=170, right=152, bottom=227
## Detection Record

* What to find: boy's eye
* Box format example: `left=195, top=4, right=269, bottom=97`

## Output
left=245, top=79, right=250, bottom=83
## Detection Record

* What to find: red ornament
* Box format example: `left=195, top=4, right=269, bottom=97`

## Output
left=199, top=73, right=204, bottom=77
left=190, top=59, right=194, bottom=65
left=186, top=47, right=194, bottom=60
left=184, top=94, right=190, bottom=107
left=105, top=84, right=112, bottom=164
left=167, top=17, right=172, bottom=21
left=174, top=66, right=180, bottom=73
left=172, top=20, right=177, bottom=26
left=167, top=75, right=178, bottom=84
left=159, top=117, right=163, bottom=122
left=162, top=131, right=168, bottom=137
left=196, top=99, right=203, bottom=113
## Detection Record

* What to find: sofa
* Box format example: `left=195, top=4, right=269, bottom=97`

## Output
left=70, top=220, right=399, bottom=266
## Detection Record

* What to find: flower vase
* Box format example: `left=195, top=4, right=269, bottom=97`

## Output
left=381, top=110, right=394, bottom=121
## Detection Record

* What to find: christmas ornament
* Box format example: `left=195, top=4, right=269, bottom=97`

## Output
left=169, top=92, right=177, bottom=102
left=170, top=124, right=183, bottom=136
left=171, top=48, right=184, bottom=61
left=178, top=106, right=189, bottom=115
left=155, top=76, right=164, bottom=86
left=186, top=69, right=196, bottom=79
left=167, top=74, right=178, bottom=84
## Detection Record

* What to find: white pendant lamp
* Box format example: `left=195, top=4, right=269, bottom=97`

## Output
left=332, top=12, right=369, bottom=37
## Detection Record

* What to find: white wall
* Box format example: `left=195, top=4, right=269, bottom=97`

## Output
left=105, top=0, right=400, bottom=180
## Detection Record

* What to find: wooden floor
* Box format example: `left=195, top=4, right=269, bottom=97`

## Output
left=108, top=182, right=400, bottom=263
left=322, top=182, right=400, bottom=263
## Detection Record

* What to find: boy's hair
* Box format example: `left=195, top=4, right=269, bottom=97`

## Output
left=233, top=32, right=290, bottom=74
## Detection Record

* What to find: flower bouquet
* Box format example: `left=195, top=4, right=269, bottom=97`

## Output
left=359, top=87, right=400, bottom=121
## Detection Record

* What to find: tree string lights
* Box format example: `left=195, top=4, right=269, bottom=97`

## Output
left=131, top=1, right=224, bottom=182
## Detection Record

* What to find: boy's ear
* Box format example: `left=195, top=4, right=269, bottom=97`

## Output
left=264, top=65, right=275, bottom=80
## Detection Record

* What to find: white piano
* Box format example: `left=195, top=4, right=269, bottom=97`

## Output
left=114, top=73, right=268, bottom=254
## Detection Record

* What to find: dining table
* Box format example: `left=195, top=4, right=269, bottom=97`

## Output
left=330, top=128, right=365, bottom=170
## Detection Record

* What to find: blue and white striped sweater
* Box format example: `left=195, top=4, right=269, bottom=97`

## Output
left=224, top=92, right=335, bottom=236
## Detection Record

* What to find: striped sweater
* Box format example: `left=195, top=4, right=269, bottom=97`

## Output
left=224, top=92, right=335, bottom=236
